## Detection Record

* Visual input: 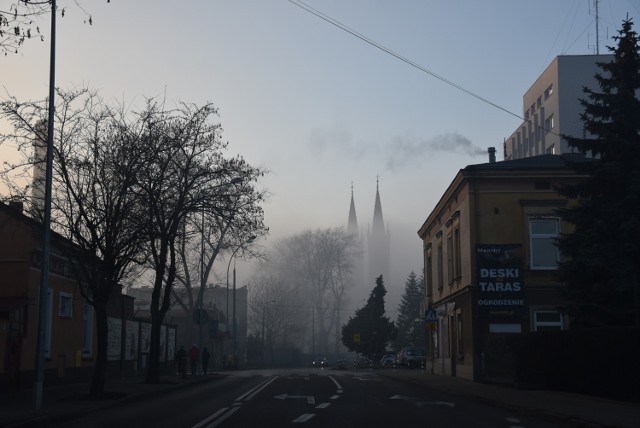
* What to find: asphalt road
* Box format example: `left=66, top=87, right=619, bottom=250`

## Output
left=42, top=368, right=564, bottom=428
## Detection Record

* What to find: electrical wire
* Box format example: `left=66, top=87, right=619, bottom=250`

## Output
left=286, top=0, right=564, bottom=138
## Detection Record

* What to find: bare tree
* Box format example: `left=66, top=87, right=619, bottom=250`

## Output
left=248, top=273, right=305, bottom=365
left=0, top=88, right=147, bottom=397
left=1, top=1, right=104, bottom=56
left=272, top=227, right=359, bottom=355
left=133, top=99, right=267, bottom=383
left=171, top=158, right=268, bottom=345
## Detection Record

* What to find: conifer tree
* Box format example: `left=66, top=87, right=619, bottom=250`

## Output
left=393, top=271, right=425, bottom=351
left=341, top=276, right=397, bottom=360
left=557, top=18, right=640, bottom=327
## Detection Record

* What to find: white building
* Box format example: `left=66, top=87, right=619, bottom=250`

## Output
left=505, top=54, right=612, bottom=160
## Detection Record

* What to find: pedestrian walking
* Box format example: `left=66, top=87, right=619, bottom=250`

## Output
left=188, top=344, right=199, bottom=376
left=201, top=347, right=211, bottom=375
left=176, top=345, right=187, bottom=379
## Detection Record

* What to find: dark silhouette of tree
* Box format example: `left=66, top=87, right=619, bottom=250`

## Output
left=133, top=99, right=266, bottom=383
left=393, top=271, right=425, bottom=351
left=341, top=275, right=397, bottom=360
left=556, top=18, right=640, bottom=327
left=0, top=88, right=147, bottom=397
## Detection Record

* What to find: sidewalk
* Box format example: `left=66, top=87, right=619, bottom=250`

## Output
left=381, top=369, right=640, bottom=428
left=0, top=372, right=223, bottom=428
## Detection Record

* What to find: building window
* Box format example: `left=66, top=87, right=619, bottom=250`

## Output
left=533, top=310, right=563, bottom=331
left=537, top=96, right=542, bottom=107
left=83, top=303, right=94, bottom=357
left=545, top=144, right=556, bottom=155
left=447, top=233, right=454, bottom=285
left=59, top=292, right=73, bottom=318
left=437, top=240, right=444, bottom=291
left=425, top=246, right=433, bottom=298
left=545, top=114, right=554, bottom=132
left=454, top=227, right=461, bottom=278
left=529, top=217, right=560, bottom=269
left=544, top=84, right=554, bottom=99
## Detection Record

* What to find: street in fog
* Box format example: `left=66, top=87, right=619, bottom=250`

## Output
left=32, top=368, right=562, bottom=428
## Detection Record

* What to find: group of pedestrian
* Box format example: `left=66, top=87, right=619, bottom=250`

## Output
left=176, top=344, right=211, bottom=378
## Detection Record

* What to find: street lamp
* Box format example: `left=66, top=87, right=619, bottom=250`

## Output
left=225, top=235, right=256, bottom=367
left=261, top=300, right=276, bottom=367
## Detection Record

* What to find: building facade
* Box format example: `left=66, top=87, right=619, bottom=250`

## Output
left=418, top=154, right=588, bottom=382
left=0, top=202, right=175, bottom=393
left=505, top=54, right=612, bottom=160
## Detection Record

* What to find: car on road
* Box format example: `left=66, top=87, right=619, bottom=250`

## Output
left=398, top=347, right=426, bottom=368
left=379, top=353, right=396, bottom=367
left=312, top=356, right=328, bottom=368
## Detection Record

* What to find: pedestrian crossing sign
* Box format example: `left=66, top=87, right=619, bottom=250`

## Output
left=425, top=309, right=438, bottom=322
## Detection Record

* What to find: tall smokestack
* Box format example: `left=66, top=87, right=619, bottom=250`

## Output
left=488, top=147, right=496, bottom=163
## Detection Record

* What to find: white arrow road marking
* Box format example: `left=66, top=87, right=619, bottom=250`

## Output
left=293, top=414, right=315, bottom=423
left=274, top=394, right=316, bottom=404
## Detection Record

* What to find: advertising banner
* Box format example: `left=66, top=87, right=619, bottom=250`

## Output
left=476, top=244, right=525, bottom=318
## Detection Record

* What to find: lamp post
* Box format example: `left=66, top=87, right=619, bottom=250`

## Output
left=225, top=235, right=256, bottom=367
left=261, top=300, right=276, bottom=367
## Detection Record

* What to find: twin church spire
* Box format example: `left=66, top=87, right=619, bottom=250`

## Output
left=347, top=178, right=390, bottom=287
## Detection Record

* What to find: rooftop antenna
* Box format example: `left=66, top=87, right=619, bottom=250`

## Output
left=589, top=0, right=600, bottom=54
left=595, top=0, right=600, bottom=54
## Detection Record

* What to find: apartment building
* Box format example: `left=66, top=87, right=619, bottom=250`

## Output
left=505, top=55, right=612, bottom=160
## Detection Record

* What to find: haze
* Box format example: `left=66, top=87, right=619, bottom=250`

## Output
left=1, top=0, right=637, bottom=314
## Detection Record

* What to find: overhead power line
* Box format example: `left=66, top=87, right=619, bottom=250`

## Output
left=287, top=0, right=526, bottom=124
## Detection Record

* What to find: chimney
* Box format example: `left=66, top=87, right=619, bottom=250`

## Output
left=488, top=147, right=496, bottom=163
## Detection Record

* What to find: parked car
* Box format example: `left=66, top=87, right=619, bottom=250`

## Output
left=379, top=353, right=396, bottom=367
left=312, top=356, right=328, bottom=368
left=353, top=356, right=372, bottom=369
left=398, top=347, right=426, bottom=368
left=335, top=359, right=348, bottom=370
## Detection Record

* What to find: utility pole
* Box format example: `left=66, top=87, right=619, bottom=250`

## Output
left=34, top=0, right=56, bottom=411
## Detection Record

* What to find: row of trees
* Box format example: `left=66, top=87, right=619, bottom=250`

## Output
left=245, top=222, right=426, bottom=364
left=247, top=227, right=359, bottom=363
left=0, top=88, right=267, bottom=396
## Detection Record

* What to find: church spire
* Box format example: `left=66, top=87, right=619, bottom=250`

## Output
left=372, top=175, right=385, bottom=234
left=347, top=181, right=359, bottom=235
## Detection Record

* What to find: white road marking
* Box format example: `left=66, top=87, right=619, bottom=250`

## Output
left=316, top=403, right=330, bottom=409
left=236, top=376, right=278, bottom=402
left=293, top=414, right=316, bottom=423
left=328, top=375, right=343, bottom=391
left=274, top=394, right=316, bottom=404
left=506, top=418, right=520, bottom=423
left=330, top=395, right=340, bottom=400
left=192, top=407, right=240, bottom=428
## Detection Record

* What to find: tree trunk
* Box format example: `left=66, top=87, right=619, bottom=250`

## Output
left=89, top=302, right=108, bottom=398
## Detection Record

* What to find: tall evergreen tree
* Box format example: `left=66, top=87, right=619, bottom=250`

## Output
left=341, top=275, right=397, bottom=360
left=557, top=18, right=640, bottom=327
left=393, top=271, right=425, bottom=351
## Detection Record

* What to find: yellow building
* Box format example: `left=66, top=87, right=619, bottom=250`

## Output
left=418, top=152, right=588, bottom=382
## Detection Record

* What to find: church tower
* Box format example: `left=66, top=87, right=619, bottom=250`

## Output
left=367, top=177, right=390, bottom=286
left=346, top=183, right=366, bottom=292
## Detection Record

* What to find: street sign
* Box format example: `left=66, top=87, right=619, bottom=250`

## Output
left=425, top=309, right=438, bottom=322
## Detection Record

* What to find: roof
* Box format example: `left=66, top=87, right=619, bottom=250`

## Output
left=464, top=153, right=593, bottom=172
